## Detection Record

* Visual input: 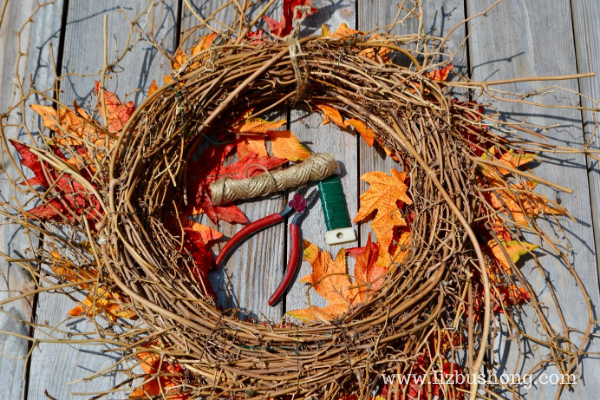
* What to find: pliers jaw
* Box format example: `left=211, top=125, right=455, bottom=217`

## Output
left=290, top=189, right=318, bottom=225
left=279, top=186, right=311, bottom=219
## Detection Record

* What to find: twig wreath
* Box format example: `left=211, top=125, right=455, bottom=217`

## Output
left=1, top=1, right=598, bottom=399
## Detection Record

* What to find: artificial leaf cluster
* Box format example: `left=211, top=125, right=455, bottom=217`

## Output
left=288, top=168, right=414, bottom=321
left=287, top=235, right=388, bottom=321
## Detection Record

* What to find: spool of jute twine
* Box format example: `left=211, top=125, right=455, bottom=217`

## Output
left=210, top=153, right=338, bottom=205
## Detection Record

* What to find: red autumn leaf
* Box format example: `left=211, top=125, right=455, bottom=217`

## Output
left=431, top=362, right=469, bottom=399
left=27, top=199, right=69, bottom=219
left=263, top=0, right=317, bottom=37
left=245, top=29, right=266, bottom=45
left=94, top=81, right=135, bottom=133
left=11, top=140, right=103, bottom=224
left=9, top=139, right=51, bottom=187
left=218, top=151, right=287, bottom=180
left=25, top=177, right=103, bottom=223
left=186, top=145, right=287, bottom=224
left=185, top=144, right=238, bottom=222
left=182, top=228, right=216, bottom=299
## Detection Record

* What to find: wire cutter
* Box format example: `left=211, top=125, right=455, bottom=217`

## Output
left=215, top=188, right=318, bottom=306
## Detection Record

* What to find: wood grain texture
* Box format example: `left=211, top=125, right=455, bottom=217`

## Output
left=0, top=1, right=64, bottom=399
left=181, top=1, right=286, bottom=321
left=357, top=0, right=467, bottom=247
left=467, top=0, right=600, bottom=397
left=25, top=2, right=179, bottom=399
left=284, top=0, right=358, bottom=316
left=571, top=0, right=600, bottom=283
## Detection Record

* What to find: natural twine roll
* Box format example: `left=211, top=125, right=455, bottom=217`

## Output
left=210, top=153, right=338, bottom=205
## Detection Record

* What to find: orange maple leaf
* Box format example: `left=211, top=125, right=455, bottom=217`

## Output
left=345, top=118, right=375, bottom=146
left=68, top=288, right=138, bottom=321
left=148, top=79, right=159, bottom=96
left=165, top=33, right=217, bottom=84
left=480, top=149, right=562, bottom=227
left=178, top=214, right=223, bottom=245
left=94, top=82, right=135, bottom=133
left=495, top=149, right=537, bottom=175
left=484, top=181, right=563, bottom=227
left=358, top=34, right=392, bottom=61
left=487, top=239, right=538, bottom=274
left=230, top=112, right=310, bottom=161
left=232, top=114, right=286, bottom=158
left=30, top=104, right=104, bottom=148
left=51, top=252, right=137, bottom=321
left=427, top=64, right=454, bottom=81
left=346, top=233, right=388, bottom=302
left=354, top=169, right=412, bottom=251
left=267, top=130, right=311, bottom=161
left=50, top=251, right=97, bottom=290
left=316, top=104, right=345, bottom=128
left=287, top=240, right=359, bottom=321
left=374, top=226, right=411, bottom=268
left=321, top=23, right=391, bottom=62
left=329, top=22, right=360, bottom=37
left=481, top=147, right=537, bottom=179
left=130, top=351, right=189, bottom=399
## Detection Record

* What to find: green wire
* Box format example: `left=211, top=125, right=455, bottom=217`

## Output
left=168, top=85, right=228, bottom=145
left=318, top=175, right=351, bottom=231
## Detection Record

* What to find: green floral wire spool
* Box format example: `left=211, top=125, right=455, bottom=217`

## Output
left=318, top=175, right=357, bottom=245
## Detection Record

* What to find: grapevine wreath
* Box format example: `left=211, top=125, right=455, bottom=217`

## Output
left=0, top=1, right=598, bottom=399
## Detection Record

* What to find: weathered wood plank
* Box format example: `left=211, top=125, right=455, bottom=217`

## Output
left=357, top=0, right=467, bottom=246
left=181, top=1, right=286, bottom=321
left=467, top=0, right=600, bottom=397
left=571, top=0, right=600, bottom=284
left=26, top=2, right=179, bottom=399
left=284, top=0, right=358, bottom=316
left=0, top=1, right=64, bottom=399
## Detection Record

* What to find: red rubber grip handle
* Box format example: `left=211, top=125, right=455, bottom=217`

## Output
left=269, top=223, right=300, bottom=306
left=215, top=213, right=283, bottom=266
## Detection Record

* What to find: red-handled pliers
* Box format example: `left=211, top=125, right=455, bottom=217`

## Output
left=215, top=189, right=319, bottom=306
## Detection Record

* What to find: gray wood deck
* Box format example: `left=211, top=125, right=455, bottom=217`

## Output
left=0, top=0, right=599, bottom=398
